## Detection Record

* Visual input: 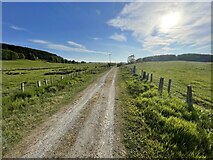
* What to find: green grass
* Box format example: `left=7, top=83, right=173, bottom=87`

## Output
left=129, top=61, right=212, bottom=109
left=2, top=60, right=106, bottom=98
left=1, top=60, right=110, bottom=155
left=117, top=64, right=212, bottom=158
left=1, top=60, right=75, bottom=70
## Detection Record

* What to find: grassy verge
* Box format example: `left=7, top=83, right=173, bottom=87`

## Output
left=2, top=64, right=110, bottom=155
left=117, top=66, right=212, bottom=158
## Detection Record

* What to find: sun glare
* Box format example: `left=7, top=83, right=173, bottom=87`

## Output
left=160, top=12, right=181, bottom=31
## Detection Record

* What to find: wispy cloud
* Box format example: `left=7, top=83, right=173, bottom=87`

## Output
left=47, top=43, right=108, bottom=55
left=67, top=41, right=86, bottom=49
left=29, top=39, right=108, bottom=55
left=96, top=9, right=101, bottom=15
left=10, top=25, right=27, bottom=31
left=109, top=33, right=127, bottom=42
left=91, top=37, right=101, bottom=41
left=29, top=39, right=49, bottom=44
left=108, top=2, right=211, bottom=54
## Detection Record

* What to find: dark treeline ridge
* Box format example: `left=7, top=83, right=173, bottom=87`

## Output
left=1, top=43, right=85, bottom=64
left=136, top=54, right=213, bottom=62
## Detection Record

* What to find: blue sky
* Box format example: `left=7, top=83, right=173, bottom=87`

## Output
left=2, top=2, right=211, bottom=62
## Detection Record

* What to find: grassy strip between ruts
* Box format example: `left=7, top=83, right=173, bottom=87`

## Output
left=117, top=66, right=213, bottom=158
left=2, top=66, right=110, bottom=155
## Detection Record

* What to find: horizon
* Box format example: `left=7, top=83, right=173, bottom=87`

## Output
left=2, top=42, right=212, bottom=63
left=2, top=2, right=211, bottom=62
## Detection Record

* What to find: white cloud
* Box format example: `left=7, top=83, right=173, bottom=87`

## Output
left=67, top=41, right=86, bottom=49
left=47, top=43, right=108, bottom=55
left=29, top=39, right=49, bottom=44
left=29, top=39, right=108, bottom=55
left=10, top=25, right=27, bottom=31
left=108, top=2, right=211, bottom=54
left=91, top=37, right=101, bottom=40
left=109, top=33, right=127, bottom=42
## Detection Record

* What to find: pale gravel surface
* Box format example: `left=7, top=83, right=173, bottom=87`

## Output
left=64, top=68, right=117, bottom=158
left=7, top=67, right=117, bottom=158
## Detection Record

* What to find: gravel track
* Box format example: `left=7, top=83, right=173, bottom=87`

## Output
left=7, top=67, right=117, bottom=158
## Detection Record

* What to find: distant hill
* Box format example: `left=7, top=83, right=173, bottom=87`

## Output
left=1, top=43, right=81, bottom=63
left=136, top=54, right=213, bottom=62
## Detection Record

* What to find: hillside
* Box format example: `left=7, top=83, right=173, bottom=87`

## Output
left=136, top=54, right=213, bottom=62
left=1, top=43, right=79, bottom=63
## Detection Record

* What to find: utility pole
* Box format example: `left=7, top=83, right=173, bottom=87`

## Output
left=108, top=53, right=111, bottom=63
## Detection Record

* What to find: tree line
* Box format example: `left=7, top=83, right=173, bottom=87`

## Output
left=136, top=54, right=212, bottom=62
left=1, top=43, right=85, bottom=64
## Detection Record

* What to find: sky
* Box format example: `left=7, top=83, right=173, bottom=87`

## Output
left=2, top=2, right=211, bottom=62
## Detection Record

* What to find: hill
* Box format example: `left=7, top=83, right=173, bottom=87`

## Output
left=1, top=43, right=79, bottom=63
left=136, top=54, right=213, bottom=62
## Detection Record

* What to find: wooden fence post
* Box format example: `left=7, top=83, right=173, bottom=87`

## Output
left=51, top=78, right=53, bottom=85
left=158, top=78, right=162, bottom=91
left=133, top=65, right=137, bottom=75
left=142, top=71, right=146, bottom=80
left=21, top=82, right=24, bottom=92
left=168, top=79, right=172, bottom=94
left=141, top=70, right=143, bottom=79
left=186, top=85, right=193, bottom=108
left=150, top=73, right=153, bottom=82
left=158, top=77, right=164, bottom=94
left=146, top=73, right=149, bottom=81
left=44, top=79, right=48, bottom=86
left=37, top=81, right=41, bottom=87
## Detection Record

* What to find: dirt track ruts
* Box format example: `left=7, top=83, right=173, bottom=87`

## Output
left=7, top=67, right=117, bottom=158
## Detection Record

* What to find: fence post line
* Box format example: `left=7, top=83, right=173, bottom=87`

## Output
left=186, top=85, right=193, bottom=108
left=21, top=82, right=24, bottom=92
left=168, top=79, right=172, bottom=95
left=150, top=73, right=153, bottom=82
left=37, top=81, right=41, bottom=87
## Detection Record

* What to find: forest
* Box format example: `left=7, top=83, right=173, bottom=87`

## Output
left=1, top=43, right=82, bottom=64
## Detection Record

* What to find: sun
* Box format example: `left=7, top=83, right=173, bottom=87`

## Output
left=160, top=12, right=181, bottom=31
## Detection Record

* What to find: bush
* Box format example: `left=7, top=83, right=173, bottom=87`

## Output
left=13, top=91, right=34, bottom=100
left=45, top=86, right=57, bottom=93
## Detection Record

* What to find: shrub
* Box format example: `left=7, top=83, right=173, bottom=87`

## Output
left=45, top=86, right=57, bottom=93
left=13, top=91, right=34, bottom=100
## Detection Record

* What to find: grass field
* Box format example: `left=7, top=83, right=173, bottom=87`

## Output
left=117, top=62, right=212, bottom=158
left=1, top=60, right=110, bottom=154
left=1, top=59, right=73, bottom=70
left=2, top=60, right=105, bottom=97
left=129, top=61, right=212, bottom=109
